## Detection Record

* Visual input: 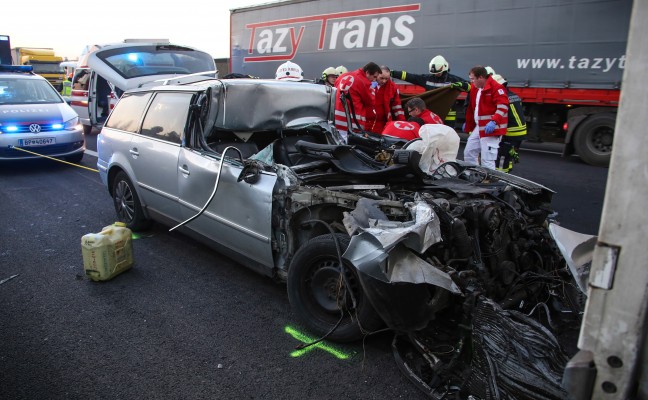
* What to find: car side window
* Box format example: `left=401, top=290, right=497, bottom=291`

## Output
left=139, top=92, right=193, bottom=144
left=104, top=92, right=152, bottom=133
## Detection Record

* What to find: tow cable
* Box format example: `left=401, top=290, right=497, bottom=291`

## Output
left=9, top=145, right=99, bottom=173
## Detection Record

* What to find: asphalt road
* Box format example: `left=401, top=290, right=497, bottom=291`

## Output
left=0, top=138, right=608, bottom=399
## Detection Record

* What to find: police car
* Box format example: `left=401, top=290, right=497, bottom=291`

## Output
left=0, top=65, right=84, bottom=162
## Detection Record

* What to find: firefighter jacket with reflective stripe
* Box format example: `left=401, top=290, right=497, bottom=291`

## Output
left=506, top=90, right=527, bottom=137
left=334, top=68, right=375, bottom=136
left=391, top=70, right=468, bottom=123
left=419, top=109, right=444, bottom=125
left=369, top=79, right=405, bottom=133
left=390, top=70, right=467, bottom=91
left=465, top=76, right=509, bottom=138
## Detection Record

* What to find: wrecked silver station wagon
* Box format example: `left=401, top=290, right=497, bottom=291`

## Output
left=97, top=78, right=587, bottom=399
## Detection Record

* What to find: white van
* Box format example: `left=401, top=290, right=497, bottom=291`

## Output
left=70, top=41, right=216, bottom=134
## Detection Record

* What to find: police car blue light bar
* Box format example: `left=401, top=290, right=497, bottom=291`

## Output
left=0, top=65, right=34, bottom=73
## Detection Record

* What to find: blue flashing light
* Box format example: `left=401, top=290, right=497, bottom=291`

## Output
left=51, top=123, right=63, bottom=130
left=0, top=65, right=34, bottom=73
left=5, top=125, right=19, bottom=132
left=127, top=53, right=139, bottom=62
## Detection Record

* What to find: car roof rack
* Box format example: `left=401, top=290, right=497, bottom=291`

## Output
left=0, top=65, right=35, bottom=74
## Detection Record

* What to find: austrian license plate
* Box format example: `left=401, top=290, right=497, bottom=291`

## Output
left=19, top=137, right=56, bottom=147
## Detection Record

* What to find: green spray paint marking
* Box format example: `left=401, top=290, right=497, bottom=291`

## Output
left=284, top=326, right=350, bottom=359
left=131, top=233, right=141, bottom=240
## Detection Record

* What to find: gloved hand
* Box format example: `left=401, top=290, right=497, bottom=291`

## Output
left=371, top=81, right=379, bottom=89
left=450, top=82, right=469, bottom=91
left=485, top=121, right=497, bottom=134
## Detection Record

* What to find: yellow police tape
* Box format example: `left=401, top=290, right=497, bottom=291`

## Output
left=10, top=145, right=99, bottom=173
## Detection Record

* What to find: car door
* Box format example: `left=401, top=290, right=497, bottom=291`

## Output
left=129, top=91, right=193, bottom=222
left=177, top=148, right=278, bottom=270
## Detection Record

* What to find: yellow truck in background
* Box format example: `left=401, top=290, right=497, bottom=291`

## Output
left=11, top=47, right=65, bottom=91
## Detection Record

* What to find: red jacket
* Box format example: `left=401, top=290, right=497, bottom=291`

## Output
left=370, top=79, right=405, bottom=133
left=334, top=68, right=375, bottom=138
left=381, top=121, right=420, bottom=141
left=419, top=109, right=444, bottom=125
left=465, top=76, right=509, bottom=137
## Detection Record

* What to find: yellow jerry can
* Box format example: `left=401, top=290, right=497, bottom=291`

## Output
left=81, top=222, right=134, bottom=281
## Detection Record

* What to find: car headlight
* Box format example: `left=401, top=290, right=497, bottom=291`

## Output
left=64, top=116, right=80, bottom=130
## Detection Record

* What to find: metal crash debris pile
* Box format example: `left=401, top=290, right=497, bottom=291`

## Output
left=340, top=167, right=587, bottom=399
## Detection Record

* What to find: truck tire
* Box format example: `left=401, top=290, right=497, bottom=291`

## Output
left=573, top=113, right=615, bottom=167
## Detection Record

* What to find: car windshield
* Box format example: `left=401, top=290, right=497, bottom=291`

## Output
left=0, top=78, right=62, bottom=105
left=98, top=45, right=215, bottom=79
left=29, top=61, right=65, bottom=75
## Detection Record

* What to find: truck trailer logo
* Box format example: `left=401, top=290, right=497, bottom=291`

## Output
left=244, top=4, right=420, bottom=62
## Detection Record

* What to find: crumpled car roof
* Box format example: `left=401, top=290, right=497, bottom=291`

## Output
left=202, top=79, right=336, bottom=133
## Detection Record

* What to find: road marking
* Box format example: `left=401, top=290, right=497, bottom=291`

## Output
left=284, top=325, right=350, bottom=359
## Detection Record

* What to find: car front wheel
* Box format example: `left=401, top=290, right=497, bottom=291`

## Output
left=112, top=171, right=150, bottom=231
left=287, top=233, right=383, bottom=342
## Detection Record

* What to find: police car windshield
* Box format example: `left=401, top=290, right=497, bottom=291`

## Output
left=0, top=78, right=62, bottom=105
left=97, top=45, right=215, bottom=79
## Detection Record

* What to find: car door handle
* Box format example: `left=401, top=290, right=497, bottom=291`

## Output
left=129, top=148, right=139, bottom=156
left=179, top=165, right=190, bottom=175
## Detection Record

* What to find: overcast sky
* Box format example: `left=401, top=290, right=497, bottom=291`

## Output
left=4, top=0, right=273, bottom=60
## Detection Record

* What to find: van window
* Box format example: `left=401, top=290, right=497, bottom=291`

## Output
left=96, top=45, right=214, bottom=79
left=139, top=92, right=193, bottom=144
left=104, top=92, right=152, bottom=133
left=72, top=69, right=90, bottom=90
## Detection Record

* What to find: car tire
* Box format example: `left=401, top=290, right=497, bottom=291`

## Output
left=287, top=233, right=383, bottom=342
left=65, top=152, right=84, bottom=163
left=573, top=113, right=615, bottom=167
left=112, top=171, right=150, bottom=231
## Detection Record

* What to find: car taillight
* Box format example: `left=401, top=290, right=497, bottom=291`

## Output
left=563, top=122, right=568, bottom=131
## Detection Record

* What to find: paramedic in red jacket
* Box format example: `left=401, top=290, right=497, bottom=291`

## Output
left=463, top=66, right=509, bottom=169
left=405, top=97, right=444, bottom=125
left=334, top=62, right=382, bottom=142
left=369, top=66, right=406, bottom=133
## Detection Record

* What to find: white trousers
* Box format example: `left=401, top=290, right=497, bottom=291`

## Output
left=463, top=128, right=501, bottom=169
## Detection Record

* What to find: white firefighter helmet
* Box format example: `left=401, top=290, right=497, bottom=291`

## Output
left=335, top=65, right=348, bottom=75
left=322, top=66, right=338, bottom=80
left=492, top=74, right=507, bottom=85
left=275, top=61, right=303, bottom=81
left=429, top=55, right=449, bottom=75
left=485, top=66, right=496, bottom=76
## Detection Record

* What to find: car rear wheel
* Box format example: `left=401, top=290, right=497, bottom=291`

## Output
left=287, top=233, right=383, bottom=342
left=112, top=171, right=150, bottom=231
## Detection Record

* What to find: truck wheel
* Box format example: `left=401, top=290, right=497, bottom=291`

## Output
left=287, top=234, right=383, bottom=342
left=111, top=171, right=150, bottom=231
left=573, top=113, right=615, bottom=167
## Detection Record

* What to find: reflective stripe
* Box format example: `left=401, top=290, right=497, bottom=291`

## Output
left=496, top=104, right=508, bottom=110
left=425, top=81, right=446, bottom=88
left=393, top=110, right=405, bottom=117
left=477, top=115, right=491, bottom=120
left=495, top=110, right=507, bottom=117
left=506, top=125, right=527, bottom=136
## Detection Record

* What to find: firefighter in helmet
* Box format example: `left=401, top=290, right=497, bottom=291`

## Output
left=390, top=55, right=470, bottom=127
left=492, top=74, right=527, bottom=173
left=319, top=66, right=338, bottom=87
